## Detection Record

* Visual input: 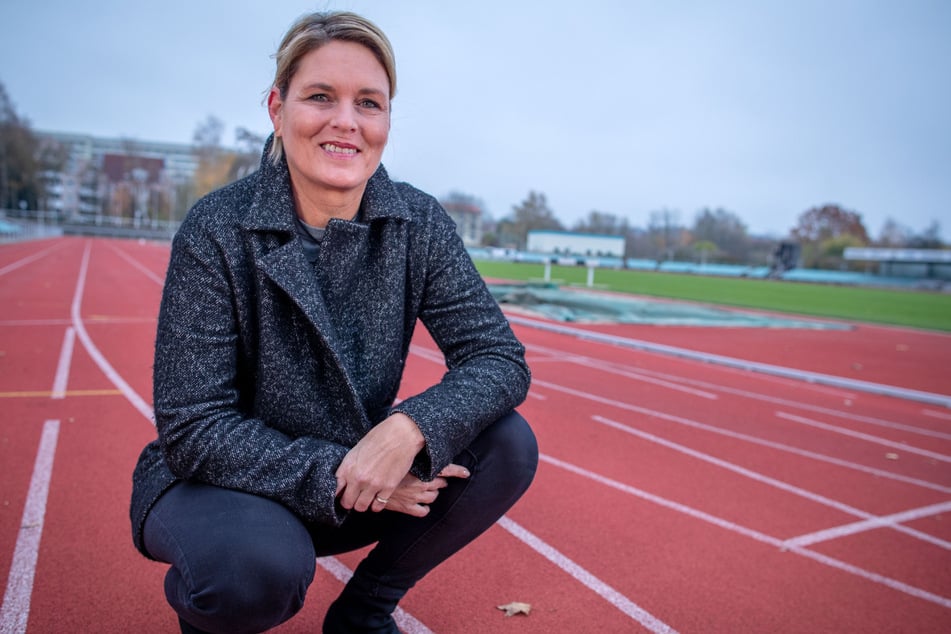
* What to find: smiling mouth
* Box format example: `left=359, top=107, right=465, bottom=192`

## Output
left=322, top=143, right=358, bottom=156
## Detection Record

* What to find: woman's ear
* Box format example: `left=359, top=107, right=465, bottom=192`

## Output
left=267, top=87, right=283, bottom=135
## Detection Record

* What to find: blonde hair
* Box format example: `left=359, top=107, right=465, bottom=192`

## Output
left=268, top=11, right=397, bottom=164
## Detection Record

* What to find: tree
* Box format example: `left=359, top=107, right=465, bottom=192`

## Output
left=791, top=204, right=869, bottom=244
left=691, top=207, right=750, bottom=263
left=909, top=221, right=943, bottom=249
left=647, top=208, right=684, bottom=262
left=0, top=81, right=42, bottom=212
left=501, top=191, right=563, bottom=249
left=572, top=210, right=626, bottom=235
left=191, top=115, right=234, bottom=200
left=791, top=204, right=870, bottom=268
left=692, top=240, right=719, bottom=265
left=229, top=127, right=266, bottom=181
left=877, top=218, right=912, bottom=247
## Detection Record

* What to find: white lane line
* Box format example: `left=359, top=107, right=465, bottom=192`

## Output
left=527, top=343, right=717, bottom=400
left=50, top=327, right=75, bottom=399
left=529, top=341, right=951, bottom=441
left=530, top=377, right=951, bottom=494
left=776, top=411, right=951, bottom=463
left=592, top=414, right=951, bottom=551
left=408, top=344, right=443, bottom=364
left=497, top=516, right=678, bottom=634
left=539, top=453, right=951, bottom=609
left=316, top=558, right=433, bottom=634
left=0, top=243, right=61, bottom=277
left=0, top=320, right=72, bottom=327
left=783, top=501, right=951, bottom=549
left=922, top=409, right=951, bottom=421
left=111, top=245, right=164, bottom=286
left=507, top=315, right=951, bottom=408
left=0, top=419, right=60, bottom=634
left=71, top=242, right=154, bottom=423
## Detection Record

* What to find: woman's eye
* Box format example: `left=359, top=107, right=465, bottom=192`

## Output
left=359, top=99, right=381, bottom=110
left=308, top=93, right=330, bottom=102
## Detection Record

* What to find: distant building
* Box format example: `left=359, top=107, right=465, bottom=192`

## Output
left=36, top=130, right=198, bottom=225
left=527, top=230, right=625, bottom=258
left=845, top=247, right=951, bottom=281
left=441, top=198, right=483, bottom=247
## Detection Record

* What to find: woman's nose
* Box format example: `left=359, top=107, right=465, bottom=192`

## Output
left=331, top=105, right=357, bottom=131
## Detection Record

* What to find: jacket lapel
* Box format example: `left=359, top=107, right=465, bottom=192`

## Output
left=257, top=240, right=340, bottom=348
left=239, top=147, right=342, bottom=349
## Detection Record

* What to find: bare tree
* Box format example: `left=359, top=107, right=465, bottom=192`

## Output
left=909, top=220, right=943, bottom=249
left=191, top=115, right=234, bottom=200
left=572, top=210, right=626, bottom=235
left=648, top=208, right=683, bottom=263
left=499, top=191, right=563, bottom=249
left=877, top=218, right=912, bottom=247
left=692, top=207, right=750, bottom=263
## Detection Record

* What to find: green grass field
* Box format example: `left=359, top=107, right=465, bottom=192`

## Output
left=473, top=260, right=951, bottom=332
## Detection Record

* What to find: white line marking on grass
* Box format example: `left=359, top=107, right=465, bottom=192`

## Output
left=776, top=411, right=951, bottom=463
left=539, top=453, right=951, bottom=609
left=72, top=242, right=154, bottom=423
left=0, top=243, right=61, bottom=278
left=316, top=558, right=433, bottom=634
left=497, top=516, right=678, bottom=634
left=0, top=419, right=60, bottom=634
left=783, top=501, right=951, bottom=549
left=592, top=414, right=951, bottom=551
left=530, top=377, right=951, bottom=494
left=51, top=327, right=74, bottom=399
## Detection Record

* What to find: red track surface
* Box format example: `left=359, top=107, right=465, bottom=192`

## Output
left=2, top=237, right=950, bottom=633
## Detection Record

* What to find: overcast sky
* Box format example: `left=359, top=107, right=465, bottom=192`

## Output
left=2, top=0, right=949, bottom=239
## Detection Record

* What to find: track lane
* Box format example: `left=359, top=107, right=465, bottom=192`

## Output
left=3, top=237, right=950, bottom=632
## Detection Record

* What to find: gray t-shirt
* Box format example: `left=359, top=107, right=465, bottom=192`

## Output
left=295, top=216, right=326, bottom=264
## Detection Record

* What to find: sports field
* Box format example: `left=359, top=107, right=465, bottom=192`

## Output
left=2, top=237, right=950, bottom=633
left=474, top=260, right=951, bottom=332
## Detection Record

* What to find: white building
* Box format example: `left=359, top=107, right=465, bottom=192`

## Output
left=527, top=230, right=624, bottom=258
left=36, top=130, right=199, bottom=223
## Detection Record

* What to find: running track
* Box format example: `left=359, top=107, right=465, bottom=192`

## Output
left=2, top=237, right=950, bottom=633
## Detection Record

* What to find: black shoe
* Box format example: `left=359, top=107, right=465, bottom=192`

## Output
left=178, top=616, right=212, bottom=634
left=322, top=596, right=400, bottom=634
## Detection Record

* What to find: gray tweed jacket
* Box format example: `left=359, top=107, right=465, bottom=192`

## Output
left=130, top=143, right=530, bottom=557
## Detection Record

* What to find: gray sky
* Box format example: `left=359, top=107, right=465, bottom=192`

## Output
left=2, top=0, right=949, bottom=239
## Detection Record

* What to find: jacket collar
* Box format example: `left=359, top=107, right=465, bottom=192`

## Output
left=241, top=135, right=411, bottom=233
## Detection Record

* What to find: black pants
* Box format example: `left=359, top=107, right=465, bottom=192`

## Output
left=143, top=411, right=538, bottom=633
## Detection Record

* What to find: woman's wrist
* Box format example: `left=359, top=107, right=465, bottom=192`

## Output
left=386, top=411, right=425, bottom=452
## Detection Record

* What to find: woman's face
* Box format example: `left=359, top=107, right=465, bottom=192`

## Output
left=268, top=40, right=390, bottom=207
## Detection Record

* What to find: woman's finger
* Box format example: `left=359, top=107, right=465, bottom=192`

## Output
left=437, top=463, right=470, bottom=479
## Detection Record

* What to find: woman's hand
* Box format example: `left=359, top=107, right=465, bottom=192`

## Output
left=335, top=412, right=424, bottom=512
left=382, top=464, right=470, bottom=517
left=334, top=413, right=470, bottom=516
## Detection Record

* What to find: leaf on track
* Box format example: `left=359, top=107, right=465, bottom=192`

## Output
left=497, top=601, right=532, bottom=617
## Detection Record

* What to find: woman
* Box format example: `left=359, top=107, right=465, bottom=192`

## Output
left=129, top=11, right=537, bottom=634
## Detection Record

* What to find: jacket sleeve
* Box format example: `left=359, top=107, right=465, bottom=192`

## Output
left=153, top=221, right=348, bottom=526
left=391, top=203, right=531, bottom=478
